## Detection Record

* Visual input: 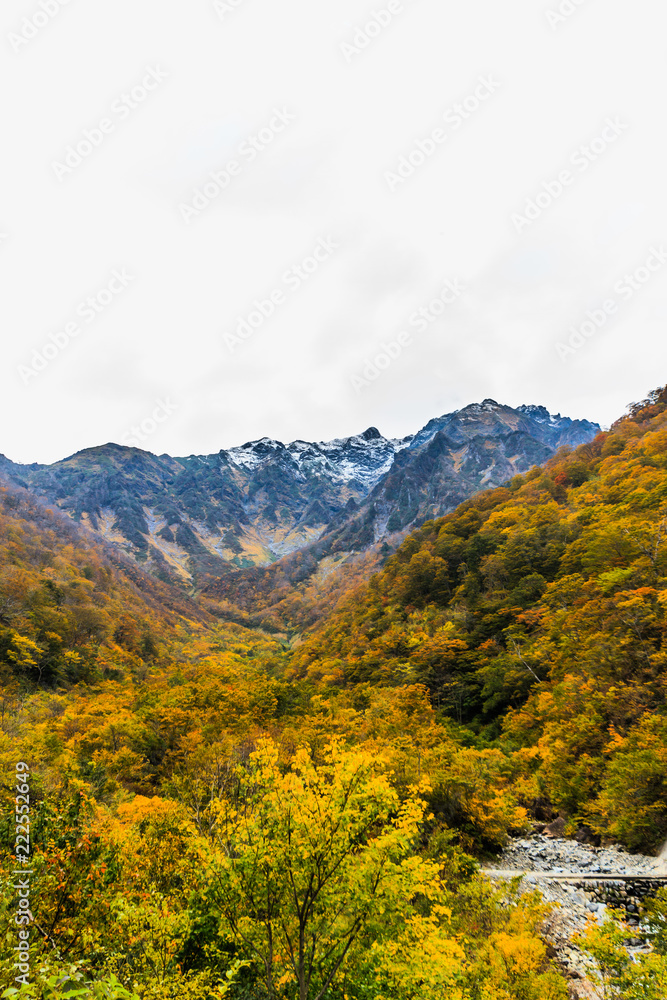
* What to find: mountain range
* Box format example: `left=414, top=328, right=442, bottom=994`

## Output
left=0, top=400, right=600, bottom=589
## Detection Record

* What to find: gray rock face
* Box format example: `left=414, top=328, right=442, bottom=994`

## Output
left=544, top=816, right=567, bottom=838
left=409, top=401, right=599, bottom=452
left=316, top=401, right=600, bottom=552
left=0, top=432, right=411, bottom=580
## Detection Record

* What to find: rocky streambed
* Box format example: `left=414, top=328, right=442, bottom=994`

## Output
left=483, top=832, right=666, bottom=999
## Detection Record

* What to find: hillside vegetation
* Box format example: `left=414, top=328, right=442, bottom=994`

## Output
left=0, top=487, right=212, bottom=692
left=293, top=386, right=667, bottom=851
left=1, top=390, right=667, bottom=998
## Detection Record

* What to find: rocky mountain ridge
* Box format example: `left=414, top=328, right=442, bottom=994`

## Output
left=0, top=401, right=601, bottom=585
left=313, top=400, right=601, bottom=554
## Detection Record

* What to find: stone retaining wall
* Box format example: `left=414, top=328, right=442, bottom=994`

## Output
left=574, top=878, right=664, bottom=926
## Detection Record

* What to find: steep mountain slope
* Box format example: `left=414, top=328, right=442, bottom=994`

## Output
left=0, top=401, right=599, bottom=592
left=0, top=430, right=410, bottom=583
left=197, top=401, right=601, bottom=630
left=0, top=483, right=213, bottom=688
left=320, top=400, right=601, bottom=550
left=409, top=401, right=597, bottom=452
left=291, top=385, right=667, bottom=851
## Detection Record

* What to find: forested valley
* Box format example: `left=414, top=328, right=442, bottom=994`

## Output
left=3, top=388, right=667, bottom=999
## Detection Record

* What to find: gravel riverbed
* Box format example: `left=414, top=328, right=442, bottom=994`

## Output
left=483, top=833, right=666, bottom=999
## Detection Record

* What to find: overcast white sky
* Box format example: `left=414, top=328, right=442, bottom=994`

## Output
left=1, top=0, right=666, bottom=464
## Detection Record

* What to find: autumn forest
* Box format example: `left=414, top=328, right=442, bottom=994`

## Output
left=3, top=387, right=667, bottom=999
